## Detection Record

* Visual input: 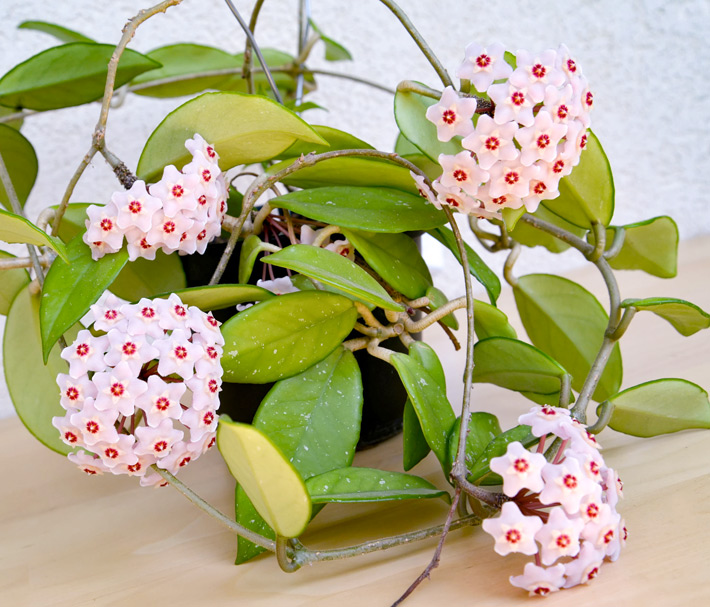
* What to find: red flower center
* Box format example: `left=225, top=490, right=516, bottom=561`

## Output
left=580, top=134, right=588, bottom=148
left=203, top=412, right=215, bottom=425
left=586, top=503, right=600, bottom=519
left=172, top=184, right=184, bottom=198
left=492, top=196, right=507, bottom=205
left=442, top=109, right=456, bottom=125
left=163, top=221, right=176, bottom=234
left=154, top=440, right=168, bottom=453
left=76, top=343, right=90, bottom=357
left=104, top=447, right=118, bottom=459
left=504, top=171, right=519, bottom=185
left=476, top=54, right=491, bottom=68
left=207, top=315, right=218, bottom=327
left=587, top=567, right=599, bottom=581
left=453, top=169, right=468, bottom=182
left=174, top=305, right=186, bottom=317
left=537, top=134, right=551, bottom=149
left=156, top=397, right=170, bottom=411
left=513, top=458, right=529, bottom=473
left=64, top=431, right=78, bottom=443
left=179, top=457, right=191, bottom=467
left=128, top=200, right=142, bottom=214
left=553, top=160, right=565, bottom=173
left=445, top=196, right=459, bottom=207
left=140, top=238, right=152, bottom=250
left=603, top=529, right=615, bottom=544
left=128, top=462, right=142, bottom=473
left=485, top=136, right=500, bottom=151
left=206, top=146, right=216, bottom=158
left=198, top=195, right=207, bottom=206
left=122, top=342, right=137, bottom=356
left=533, top=181, right=547, bottom=194
left=206, top=346, right=218, bottom=359
left=556, top=534, right=571, bottom=548
left=511, top=91, right=525, bottom=106
left=532, top=63, right=546, bottom=79
left=100, top=218, right=113, bottom=231
left=86, top=421, right=99, bottom=434
left=105, top=310, right=118, bottom=321
left=202, top=169, right=212, bottom=183
left=174, top=346, right=188, bottom=360
left=541, top=406, right=556, bottom=417
left=66, top=387, right=80, bottom=401
left=197, top=230, right=207, bottom=241
left=567, top=59, right=577, bottom=73
left=557, top=104, right=569, bottom=119
left=505, top=529, right=521, bottom=544
left=208, top=379, right=219, bottom=393
left=563, top=474, right=578, bottom=489
left=586, top=91, right=594, bottom=107
left=141, top=306, right=155, bottom=318
left=110, top=382, right=125, bottom=397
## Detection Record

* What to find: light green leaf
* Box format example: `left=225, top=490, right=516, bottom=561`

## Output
left=309, top=20, right=353, bottom=62
left=621, top=297, right=710, bottom=337
left=18, top=20, right=94, bottom=44
left=427, top=227, right=501, bottom=304
left=514, top=274, right=622, bottom=401
left=342, top=229, right=432, bottom=299
left=604, top=216, right=678, bottom=278
left=280, top=124, right=373, bottom=157
left=0, top=123, right=38, bottom=209
left=40, top=236, right=128, bottom=361
left=307, top=468, right=449, bottom=503
left=0, top=43, right=160, bottom=111
left=0, top=106, right=24, bottom=130
left=218, top=419, right=311, bottom=538
left=157, top=284, right=274, bottom=311
left=473, top=300, right=517, bottom=340
left=4, top=286, right=78, bottom=454
left=394, top=132, right=420, bottom=156
left=273, top=186, right=447, bottom=233
left=510, top=205, right=588, bottom=253
left=468, top=425, right=537, bottom=485
left=446, top=413, right=502, bottom=479
left=607, top=379, right=710, bottom=437
left=502, top=207, right=526, bottom=231
left=0, top=208, right=68, bottom=262
left=264, top=244, right=404, bottom=311
left=542, top=131, right=614, bottom=227
left=0, top=251, right=29, bottom=315
left=220, top=290, right=357, bottom=383
left=136, top=92, right=327, bottom=182
left=394, top=86, right=460, bottom=162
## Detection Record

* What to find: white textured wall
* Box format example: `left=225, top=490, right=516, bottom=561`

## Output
left=1, top=0, right=708, bottom=418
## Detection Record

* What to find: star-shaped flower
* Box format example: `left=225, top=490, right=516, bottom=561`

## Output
left=482, top=501, right=543, bottom=556
left=457, top=41, right=512, bottom=93
left=490, top=441, right=547, bottom=496
left=425, top=86, right=476, bottom=142
left=438, top=151, right=489, bottom=196
left=509, top=563, right=566, bottom=597
left=535, top=506, right=585, bottom=565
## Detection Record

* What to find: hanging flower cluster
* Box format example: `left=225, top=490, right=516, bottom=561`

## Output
left=481, top=405, right=625, bottom=597
left=419, top=43, right=592, bottom=217
left=52, top=292, right=224, bottom=487
left=84, top=134, right=228, bottom=261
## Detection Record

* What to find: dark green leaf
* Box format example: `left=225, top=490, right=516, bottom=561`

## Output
left=468, top=425, right=537, bottom=485
left=514, top=274, right=622, bottom=401
left=604, top=216, right=678, bottom=278
left=446, top=413, right=502, bottom=479
left=18, top=20, right=94, bottom=44
left=220, top=290, right=357, bottom=383
left=40, top=236, right=128, bottom=361
left=307, top=468, right=449, bottom=503
left=342, top=229, right=432, bottom=299
left=280, top=125, right=373, bottom=157
left=621, top=297, right=710, bottom=337
left=473, top=300, right=517, bottom=340
left=157, top=284, right=274, bottom=311
left=0, top=251, right=29, bottom=315
left=264, top=244, right=404, bottom=311
left=52, top=202, right=91, bottom=242
left=136, top=92, right=327, bottom=182
left=427, top=227, right=501, bottom=304
left=0, top=43, right=160, bottom=111
left=273, top=186, right=447, bottom=233
left=0, top=123, right=38, bottom=209
left=0, top=208, right=68, bottom=261
left=606, top=379, right=710, bottom=437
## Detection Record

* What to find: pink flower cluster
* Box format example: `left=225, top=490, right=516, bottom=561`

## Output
left=83, top=134, right=228, bottom=261
left=417, top=43, right=592, bottom=217
left=52, top=292, right=224, bottom=487
left=481, top=405, right=625, bottom=597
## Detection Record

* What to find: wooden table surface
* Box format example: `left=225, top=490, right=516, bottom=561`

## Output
left=1, top=237, right=709, bottom=607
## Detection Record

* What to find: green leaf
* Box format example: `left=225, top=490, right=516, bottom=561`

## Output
left=52, top=202, right=91, bottom=242
left=472, top=337, right=568, bottom=404
left=307, top=468, right=449, bottom=503
left=0, top=106, right=24, bottom=130
left=238, top=234, right=268, bottom=284
left=236, top=347, right=362, bottom=561
left=217, top=419, right=311, bottom=538
left=342, top=229, right=432, bottom=299
left=514, top=274, right=622, bottom=401
left=425, top=286, right=458, bottom=330
left=468, top=425, right=537, bottom=485
left=606, top=379, right=710, bottom=437
left=391, top=351, right=456, bottom=468
left=280, top=124, right=373, bottom=157
left=18, top=20, right=94, bottom=44
left=273, top=186, right=447, bottom=233
left=394, top=86, right=461, bottom=162
left=0, top=43, right=160, bottom=111
left=446, top=413, right=502, bottom=479
left=130, top=43, right=241, bottom=98
left=621, top=297, right=710, bottom=337
left=502, top=207, right=526, bottom=232
left=473, top=300, right=517, bottom=340
left=0, top=123, right=38, bottom=209
left=109, top=250, right=186, bottom=301
left=220, top=290, right=357, bottom=383
left=4, top=286, right=78, bottom=454
left=427, top=227, right=501, bottom=304
left=510, top=205, right=588, bottom=253
left=309, top=20, right=353, bottom=62
left=157, top=284, right=274, bottom=311
left=604, top=217, right=678, bottom=278
left=136, top=92, right=327, bottom=182
left=542, top=131, right=614, bottom=227
left=270, top=156, right=419, bottom=194
left=264, top=244, right=404, bottom=311
left=0, top=208, right=68, bottom=262
left=394, top=132, right=420, bottom=156
left=40, top=236, right=128, bottom=361
left=0, top=251, right=29, bottom=315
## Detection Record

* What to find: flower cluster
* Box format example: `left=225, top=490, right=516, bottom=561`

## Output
left=84, top=134, right=228, bottom=261
left=52, top=292, right=224, bottom=487
left=481, top=405, right=625, bottom=597
left=418, top=43, right=592, bottom=217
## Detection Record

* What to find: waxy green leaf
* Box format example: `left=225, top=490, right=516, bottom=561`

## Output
left=238, top=234, right=268, bottom=284
left=0, top=43, right=160, bottom=111
left=220, top=290, right=357, bottom=383
left=264, top=244, right=403, bottom=311
left=280, top=124, right=373, bottom=157
left=621, top=297, right=710, bottom=337
left=446, top=413, right=502, bottom=479
left=218, top=419, right=311, bottom=538
left=0, top=208, right=68, bottom=262
left=0, top=123, right=38, bottom=210
left=514, top=274, right=622, bottom=402
left=157, top=284, right=273, bottom=311
left=473, top=300, right=517, bottom=340
left=40, top=236, right=128, bottom=361
left=604, top=216, right=678, bottom=278
left=543, top=131, right=614, bottom=227
left=342, top=229, right=432, bottom=299
left=273, top=186, right=448, bottom=233
left=468, top=425, right=537, bottom=485
left=18, top=20, right=94, bottom=44
left=0, top=252, right=29, bottom=315
left=428, top=226, right=501, bottom=304
left=137, top=92, right=326, bottom=182
left=606, top=379, right=710, bottom=437
left=4, top=287, right=78, bottom=454
left=307, top=468, right=449, bottom=503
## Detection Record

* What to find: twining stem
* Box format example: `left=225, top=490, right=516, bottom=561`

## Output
left=604, top=227, right=626, bottom=260
left=377, top=0, right=452, bottom=88
left=50, top=0, right=183, bottom=237
left=241, top=0, right=266, bottom=94
left=587, top=400, right=615, bottom=434
left=503, top=242, right=521, bottom=287
left=404, top=297, right=465, bottom=332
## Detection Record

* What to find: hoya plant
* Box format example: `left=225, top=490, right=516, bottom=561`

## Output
left=1, top=0, right=708, bottom=602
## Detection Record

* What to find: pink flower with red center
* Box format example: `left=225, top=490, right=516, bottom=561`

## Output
left=425, top=86, right=477, bottom=142
left=510, top=49, right=565, bottom=102
left=183, top=150, right=221, bottom=199
left=487, top=161, right=539, bottom=200
left=154, top=330, right=203, bottom=380
left=104, top=330, right=159, bottom=375
left=490, top=440, right=547, bottom=495
left=488, top=82, right=536, bottom=127
left=84, top=203, right=123, bottom=256
left=510, top=563, right=566, bottom=597
left=60, top=330, right=109, bottom=379
left=113, top=180, right=162, bottom=233
left=92, top=361, right=149, bottom=417
left=134, top=418, right=184, bottom=459
left=458, top=42, right=512, bottom=92
left=68, top=450, right=109, bottom=476
left=180, top=406, right=219, bottom=442
left=57, top=373, right=97, bottom=409
left=461, top=115, right=519, bottom=170
left=515, top=110, right=569, bottom=166
left=136, top=375, right=187, bottom=428
left=540, top=457, right=601, bottom=515
left=149, top=165, right=200, bottom=217
left=438, top=151, right=489, bottom=196
left=562, top=541, right=606, bottom=587
left=482, top=501, right=543, bottom=556
left=534, top=507, right=585, bottom=565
